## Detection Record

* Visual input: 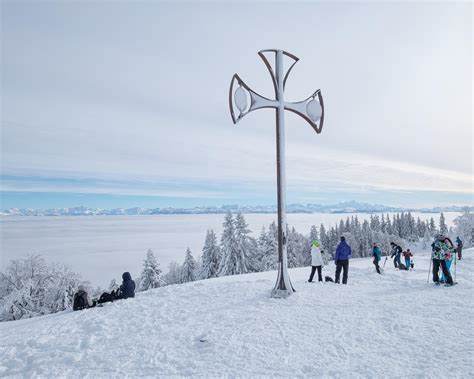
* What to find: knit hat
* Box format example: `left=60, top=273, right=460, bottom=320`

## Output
left=312, top=240, right=320, bottom=247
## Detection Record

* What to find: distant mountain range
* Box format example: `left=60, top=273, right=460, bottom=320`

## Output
left=1, top=201, right=472, bottom=216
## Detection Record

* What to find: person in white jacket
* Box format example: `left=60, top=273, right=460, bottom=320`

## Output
left=308, top=240, right=324, bottom=282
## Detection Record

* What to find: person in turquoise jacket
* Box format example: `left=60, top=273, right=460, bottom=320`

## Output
left=372, top=242, right=382, bottom=274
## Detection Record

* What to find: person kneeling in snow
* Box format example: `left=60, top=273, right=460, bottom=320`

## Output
left=431, top=235, right=454, bottom=285
left=115, top=272, right=136, bottom=299
left=308, top=240, right=323, bottom=282
left=372, top=242, right=382, bottom=274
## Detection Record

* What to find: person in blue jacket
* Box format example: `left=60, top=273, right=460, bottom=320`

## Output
left=372, top=242, right=382, bottom=274
left=334, top=236, right=352, bottom=284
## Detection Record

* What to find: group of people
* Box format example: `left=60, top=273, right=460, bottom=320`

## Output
left=73, top=272, right=136, bottom=311
left=308, top=235, right=464, bottom=286
left=308, top=236, right=352, bottom=284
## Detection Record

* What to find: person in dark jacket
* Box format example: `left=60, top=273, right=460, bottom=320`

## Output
left=390, top=242, right=402, bottom=268
left=372, top=242, right=382, bottom=274
left=116, top=272, right=136, bottom=299
left=334, top=236, right=352, bottom=284
left=456, top=237, right=463, bottom=260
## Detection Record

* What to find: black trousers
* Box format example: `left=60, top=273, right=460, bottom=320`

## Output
left=373, top=258, right=381, bottom=274
left=432, top=259, right=453, bottom=284
left=309, top=265, right=323, bottom=282
left=335, top=260, right=349, bottom=284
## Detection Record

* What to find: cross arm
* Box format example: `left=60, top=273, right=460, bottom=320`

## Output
left=284, top=89, right=325, bottom=134
left=229, top=74, right=278, bottom=124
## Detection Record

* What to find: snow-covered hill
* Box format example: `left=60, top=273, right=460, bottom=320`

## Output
left=1, top=250, right=473, bottom=377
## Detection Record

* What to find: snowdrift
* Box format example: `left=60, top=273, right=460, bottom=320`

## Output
left=1, top=250, right=473, bottom=377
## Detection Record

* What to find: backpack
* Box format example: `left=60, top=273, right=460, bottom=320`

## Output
left=73, top=290, right=88, bottom=311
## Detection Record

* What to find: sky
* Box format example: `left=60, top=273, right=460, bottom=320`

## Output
left=1, top=1, right=472, bottom=209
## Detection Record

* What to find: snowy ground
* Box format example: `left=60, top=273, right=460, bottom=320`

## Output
left=1, top=249, right=473, bottom=378
left=0, top=212, right=460, bottom=288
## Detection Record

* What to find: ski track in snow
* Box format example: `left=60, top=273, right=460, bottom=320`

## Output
left=1, top=249, right=473, bottom=378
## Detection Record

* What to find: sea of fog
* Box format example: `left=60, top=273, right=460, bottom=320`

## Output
left=0, top=212, right=460, bottom=288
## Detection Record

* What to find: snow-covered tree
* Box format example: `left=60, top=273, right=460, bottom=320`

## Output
left=108, top=279, right=119, bottom=292
left=165, top=262, right=182, bottom=285
left=453, top=209, right=473, bottom=248
left=0, top=255, right=80, bottom=321
left=139, top=249, right=166, bottom=291
left=201, top=229, right=221, bottom=279
left=234, top=213, right=256, bottom=272
left=439, top=213, right=448, bottom=235
left=255, top=224, right=278, bottom=271
left=181, top=248, right=197, bottom=283
left=219, top=212, right=247, bottom=276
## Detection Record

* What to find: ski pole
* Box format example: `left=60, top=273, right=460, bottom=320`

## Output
left=427, top=256, right=432, bottom=283
left=454, top=248, right=457, bottom=283
left=383, top=253, right=388, bottom=268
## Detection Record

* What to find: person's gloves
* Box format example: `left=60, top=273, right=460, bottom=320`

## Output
left=334, top=260, right=338, bottom=265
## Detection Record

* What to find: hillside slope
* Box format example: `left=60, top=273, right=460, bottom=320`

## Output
left=1, top=249, right=473, bottom=377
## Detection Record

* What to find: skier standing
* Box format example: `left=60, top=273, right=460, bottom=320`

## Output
left=403, top=249, right=413, bottom=271
left=456, top=236, right=463, bottom=260
left=308, top=240, right=323, bottom=282
left=431, top=235, right=454, bottom=285
left=334, top=236, right=352, bottom=284
left=372, top=242, right=382, bottom=274
left=390, top=242, right=402, bottom=268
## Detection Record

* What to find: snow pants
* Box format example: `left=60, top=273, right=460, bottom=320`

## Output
left=405, top=258, right=411, bottom=270
left=393, top=254, right=401, bottom=268
left=335, top=260, right=349, bottom=284
left=457, top=247, right=462, bottom=260
left=373, top=258, right=381, bottom=274
left=432, top=259, right=453, bottom=285
left=441, top=258, right=453, bottom=282
left=309, top=265, right=323, bottom=282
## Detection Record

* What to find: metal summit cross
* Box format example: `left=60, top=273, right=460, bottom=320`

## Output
left=228, top=49, right=325, bottom=298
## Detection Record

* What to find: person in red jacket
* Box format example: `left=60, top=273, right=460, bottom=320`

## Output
left=402, top=249, right=413, bottom=271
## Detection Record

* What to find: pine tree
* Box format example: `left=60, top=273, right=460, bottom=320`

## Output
left=439, top=213, right=448, bottom=235
left=429, top=217, right=437, bottom=236
left=165, top=262, right=182, bottom=285
left=139, top=249, right=166, bottom=291
left=309, top=225, right=318, bottom=242
left=181, top=248, right=197, bottom=283
left=256, top=223, right=278, bottom=271
left=453, top=208, right=473, bottom=247
left=201, top=229, right=221, bottom=279
left=234, top=213, right=255, bottom=272
left=218, top=212, right=249, bottom=276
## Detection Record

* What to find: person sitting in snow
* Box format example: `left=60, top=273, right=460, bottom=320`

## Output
left=334, top=236, right=352, bottom=284
left=308, top=239, right=323, bottom=282
left=403, top=249, right=413, bottom=271
left=73, top=284, right=95, bottom=311
left=372, top=242, right=382, bottom=274
left=115, top=272, right=136, bottom=299
left=390, top=242, right=402, bottom=268
left=431, top=235, right=454, bottom=285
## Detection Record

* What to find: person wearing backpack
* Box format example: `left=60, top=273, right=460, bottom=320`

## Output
left=390, top=242, right=402, bottom=268
left=334, top=236, right=352, bottom=284
left=115, top=272, right=136, bottom=299
left=73, top=284, right=94, bottom=311
left=431, top=235, right=454, bottom=285
left=372, top=242, right=382, bottom=274
left=308, top=240, right=324, bottom=282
